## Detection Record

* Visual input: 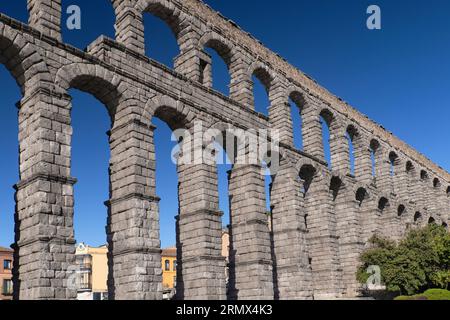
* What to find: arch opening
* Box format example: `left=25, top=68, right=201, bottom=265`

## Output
left=329, top=176, right=343, bottom=202
left=0, top=63, right=21, bottom=300
left=433, top=178, right=441, bottom=189
left=406, top=161, right=414, bottom=174
left=397, top=204, right=406, bottom=217
left=370, top=139, right=380, bottom=178
left=299, top=164, right=316, bottom=197
left=356, top=187, right=368, bottom=207
left=420, top=170, right=429, bottom=181
left=389, top=151, right=399, bottom=178
left=143, top=5, right=181, bottom=68
left=201, top=39, right=233, bottom=95
left=378, top=197, right=389, bottom=212
left=289, top=92, right=305, bottom=150
left=252, top=67, right=272, bottom=116
left=346, top=125, right=359, bottom=176
left=0, top=35, right=28, bottom=93
left=320, top=109, right=334, bottom=168
left=70, top=88, right=113, bottom=300
left=414, top=211, right=422, bottom=223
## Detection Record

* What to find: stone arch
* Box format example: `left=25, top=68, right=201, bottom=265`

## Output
left=247, top=61, right=276, bottom=89
left=248, top=62, right=277, bottom=95
left=319, top=108, right=334, bottom=150
left=355, top=186, right=369, bottom=207
left=246, top=61, right=277, bottom=114
left=294, top=157, right=320, bottom=199
left=346, top=124, right=360, bottom=141
left=397, top=204, right=406, bottom=217
left=288, top=88, right=308, bottom=109
left=54, top=62, right=135, bottom=300
left=146, top=95, right=194, bottom=131
left=197, top=32, right=237, bottom=94
left=406, top=160, right=415, bottom=174
left=447, top=186, right=450, bottom=197
left=414, top=211, right=423, bottom=224
left=55, top=63, right=127, bottom=119
left=294, top=157, right=319, bottom=178
left=319, top=108, right=341, bottom=170
left=345, top=124, right=361, bottom=175
left=329, top=175, right=344, bottom=201
left=298, top=163, right=317, bottom=196
left=378, top=196, right=390, bottom=213
left=428, top=216, right=437, bottom=225
left=389, top=151, right=400, bottom=176
left=0, top=22, right=52, bottom=93
left=420, top=169, right=429, bottom=181
left=198, top=32, right=235, bottom=67
left=319, top=107, right=336, bottom=128
left=369, top=139, right=380, bottom=176
left=433, top=177, right=441, bottom=189
left=287, top=89, right=308, bottom=149
left=136, top=0, right=193, bottom=50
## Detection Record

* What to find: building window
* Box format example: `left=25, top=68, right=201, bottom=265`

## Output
left=173, top=260, right=177, bottom=271
left=165, top=260, right=170, bottom=271
left=2, top=279, right=13, bottom=296
left=3, top=260, right=12, bottom=270
left=78, top=272, right=92, bottom=291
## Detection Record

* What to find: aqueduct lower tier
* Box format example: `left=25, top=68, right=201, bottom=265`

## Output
left=0, top=0, right=449, bottom=300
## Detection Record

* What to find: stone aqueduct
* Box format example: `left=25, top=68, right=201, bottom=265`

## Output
left=0, top=0, right=448, bottom=300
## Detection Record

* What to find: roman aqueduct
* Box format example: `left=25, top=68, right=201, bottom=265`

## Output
left=0, top=0, right=449, bottom=300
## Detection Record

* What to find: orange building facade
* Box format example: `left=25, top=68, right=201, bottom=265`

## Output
left=0, top=247, right=13, bottom=300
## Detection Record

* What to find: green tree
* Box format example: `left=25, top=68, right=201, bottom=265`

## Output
left=357, top=224, right=450, bottom=295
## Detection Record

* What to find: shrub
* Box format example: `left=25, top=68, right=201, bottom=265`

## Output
left=358, top=225, right=450, bottom=296
left=394, top=289, right=450, bottom=300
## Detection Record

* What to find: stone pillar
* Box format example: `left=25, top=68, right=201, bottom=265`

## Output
left=305, top=172, right=343, bottom=299
left=174, top=48, right=206, bottom=82
left=330, top=131, right=350, bottom=175
left=375, top=149, right=391, bottom=192
left=359, top=192, right=377, bottom=245
left=378, top=203, right=396, bottom=239
left=354, top=138, right=373, bottom=184
left=229, top=50, right=253, bottom=107
left=112, top=0, right=145, bottom=55
left=395, top=161, right=409, bottom=200
left=27, top=0, right=62, bottom=40
left=107, top=119, right=162, bottom=300
left=407, top=166, right=420, bottom=204
left=271, top=164, right=313, bottom=300
left=302, top=106, right=325, bottom=162
left=228, top=164, right=274, bottom=300
left=269, top=84, right=293, bottom=146
left=14, top=89, right=76, bottom=300
left=175, top=132, right=226, bottom=300
left=334, top=181, right=364, bottom=297
left=421, top=176, right=432, bottom=210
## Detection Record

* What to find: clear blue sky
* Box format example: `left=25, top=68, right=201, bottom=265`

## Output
left=0, top=1, right=449, bottom=248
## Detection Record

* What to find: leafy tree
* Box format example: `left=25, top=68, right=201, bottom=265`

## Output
left=357, top=224, right=450, bottom=296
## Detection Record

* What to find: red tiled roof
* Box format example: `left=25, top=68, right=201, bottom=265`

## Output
left=161, top=247, right=177, bottom=257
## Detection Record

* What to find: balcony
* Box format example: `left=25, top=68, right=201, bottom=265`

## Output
left=76, top=255, right=92, bottom=271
